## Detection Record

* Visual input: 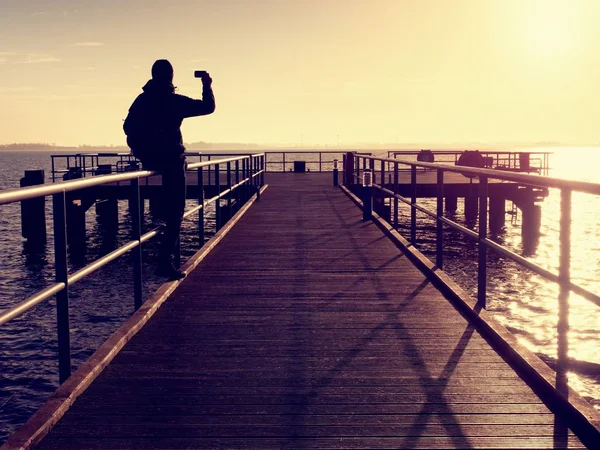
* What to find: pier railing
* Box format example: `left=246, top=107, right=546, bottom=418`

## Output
left=50, top=152, right=207, bottom=181
left=0, top=154, right=265, bottom=384
left=49, top=150, right=360, bottom=181
left=346, top=152, right=599, bottom=377
left=386, top=150, right=551, bottom=175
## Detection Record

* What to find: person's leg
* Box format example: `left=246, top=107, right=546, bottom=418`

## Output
left=157, top=162, right=186, bottom=278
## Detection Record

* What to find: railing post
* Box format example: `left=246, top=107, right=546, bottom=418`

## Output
left=227, top=162, right=232, bottom=216
left=333, top=159, right=339, bottom=187
left=234, top=160, right=240, bottom=213
left=379, top=160, right=385, bottom=218
left=393, top=162, right=399, bottom=229
left=345, top=152, right=354, bottom=186
left=261, top=154, right=265, bottom=186
left=247, top=158, right=251, bottom=200
left=240, top=159, right=246, bottom=202
left=198, top=165, right=205, bottom=245
left=215, top=163, right=221, bottom=231
left=557, top=188, right=571, bottom=377
left=255, top=157, right=261, bottom=201
left=478, top=176, right=488, bottom=308
left=319, top=152, right=322, bottom=172
left=410, top=165, right=417, bottom=245
left=53, top=192, right=71, bottom=383
left=131, top=178, right=143, bottom=310
left=436, top=169, right=444, bottom=269
left=362, top=169, right=373, bottom=221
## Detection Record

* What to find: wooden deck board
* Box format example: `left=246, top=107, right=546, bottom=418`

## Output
left=34, top=173, right=585, bottom=449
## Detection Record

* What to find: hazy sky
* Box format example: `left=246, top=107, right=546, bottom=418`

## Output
left=1, top=0, right=599, bottom=147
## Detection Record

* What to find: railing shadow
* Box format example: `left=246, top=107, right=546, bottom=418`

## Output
left=277, top=191, right=475, bottom=447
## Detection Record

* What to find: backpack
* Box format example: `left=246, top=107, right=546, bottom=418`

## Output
left=123, top=94, right=171, bottom=162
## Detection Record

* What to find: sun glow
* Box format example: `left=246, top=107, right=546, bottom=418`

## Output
left=522, top=1, right=576, bottom=57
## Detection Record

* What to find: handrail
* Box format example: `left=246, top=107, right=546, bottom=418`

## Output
left=49, top=151, right=350, bottom=180
left=388, top=149, right=553, bottom=155
left=386, top=150, right=551, bottom=176
left=370, top=155, right=600, bottom=195
left=0, top=153, right=265, bottom=383
left=1, top=155, right=264, bottom=206
left=346, top=151, right=596, bottom=399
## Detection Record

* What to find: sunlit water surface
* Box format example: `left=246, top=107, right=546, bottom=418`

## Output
left=0, top=148, right=599, bottom=443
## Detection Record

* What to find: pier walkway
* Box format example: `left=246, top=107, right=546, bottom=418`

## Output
left=32, top=173, right=586, bottom=449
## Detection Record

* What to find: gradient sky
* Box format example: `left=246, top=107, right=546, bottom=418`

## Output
left=1, top=0, right=599, bottom=147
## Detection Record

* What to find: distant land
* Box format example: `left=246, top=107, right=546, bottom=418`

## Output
left=0, top=141, right=597, bottom=152
left=0, top=142, right=261, bottom=152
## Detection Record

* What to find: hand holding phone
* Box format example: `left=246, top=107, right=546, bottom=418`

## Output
left=194, top=71, right=212, bottom=86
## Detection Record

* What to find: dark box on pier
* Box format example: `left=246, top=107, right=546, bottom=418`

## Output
left=293, top=161, right=306, bottom=173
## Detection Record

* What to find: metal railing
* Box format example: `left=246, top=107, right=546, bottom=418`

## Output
left=345, top=152, right=600, bottom=378
left=50, top=150, right=364, bottom=181
left=50, top=152, right=207, bottom=182
left=0, top=154, right=265, bottom=383
left=259, top=150, right=356, bottom=173
left=386, top=150, right=551, bottom=175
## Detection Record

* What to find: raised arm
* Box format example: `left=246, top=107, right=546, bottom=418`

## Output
left=178, top=75, right=216, bottom=118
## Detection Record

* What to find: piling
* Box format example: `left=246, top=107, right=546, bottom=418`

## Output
left=464, top=194, right=478, bottom=222
left=522, top=203, right=542, bottom=255
left=489, top=195, right=506, bottom=234
left=94, top=165, right=119, bottom=231
left=445, top=196, right=457, bottom=213
left=20, top=170, right=47, bottom=250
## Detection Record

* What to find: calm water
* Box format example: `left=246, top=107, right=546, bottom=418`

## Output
left=0, top=148, right=599, bottom=443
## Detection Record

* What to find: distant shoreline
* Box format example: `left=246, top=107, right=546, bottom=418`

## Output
left=1, top=143, right=599, bottom=153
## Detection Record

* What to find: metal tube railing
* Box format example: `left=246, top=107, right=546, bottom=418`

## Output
left=347, top=151, right=600, bottom=387
left=0, top=153, right=265, bottom=383
left=350, top=153, right=599, bottom=309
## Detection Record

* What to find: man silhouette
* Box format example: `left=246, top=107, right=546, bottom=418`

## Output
left=124, top=59, right=215, bottom=280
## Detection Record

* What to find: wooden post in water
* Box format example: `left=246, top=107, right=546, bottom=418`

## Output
left=20, top=169, right=46, bottom=251
left=521, top=203, right=542, bottom=255
left=464, top=194, right=478, bottom=222
left=445, top=196, right=457, bottom=213
left=489, top=195, right=506, bottom=234
left=95, top=165, right=119, bottom=232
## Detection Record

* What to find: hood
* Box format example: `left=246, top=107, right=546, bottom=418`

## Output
left=142, top=79, right=175, bottom=95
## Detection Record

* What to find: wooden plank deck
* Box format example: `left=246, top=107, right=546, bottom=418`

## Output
left=35, top=173, right=584, bottom=449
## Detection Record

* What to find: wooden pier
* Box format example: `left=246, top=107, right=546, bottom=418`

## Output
left=6, top=173, right=597, bottom=449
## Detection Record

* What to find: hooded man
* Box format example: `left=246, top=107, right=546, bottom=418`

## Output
left=124, top=59, right=215, bottom=280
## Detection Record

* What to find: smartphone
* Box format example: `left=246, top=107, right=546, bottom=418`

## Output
left=194, top=70, right=208, bottom=78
